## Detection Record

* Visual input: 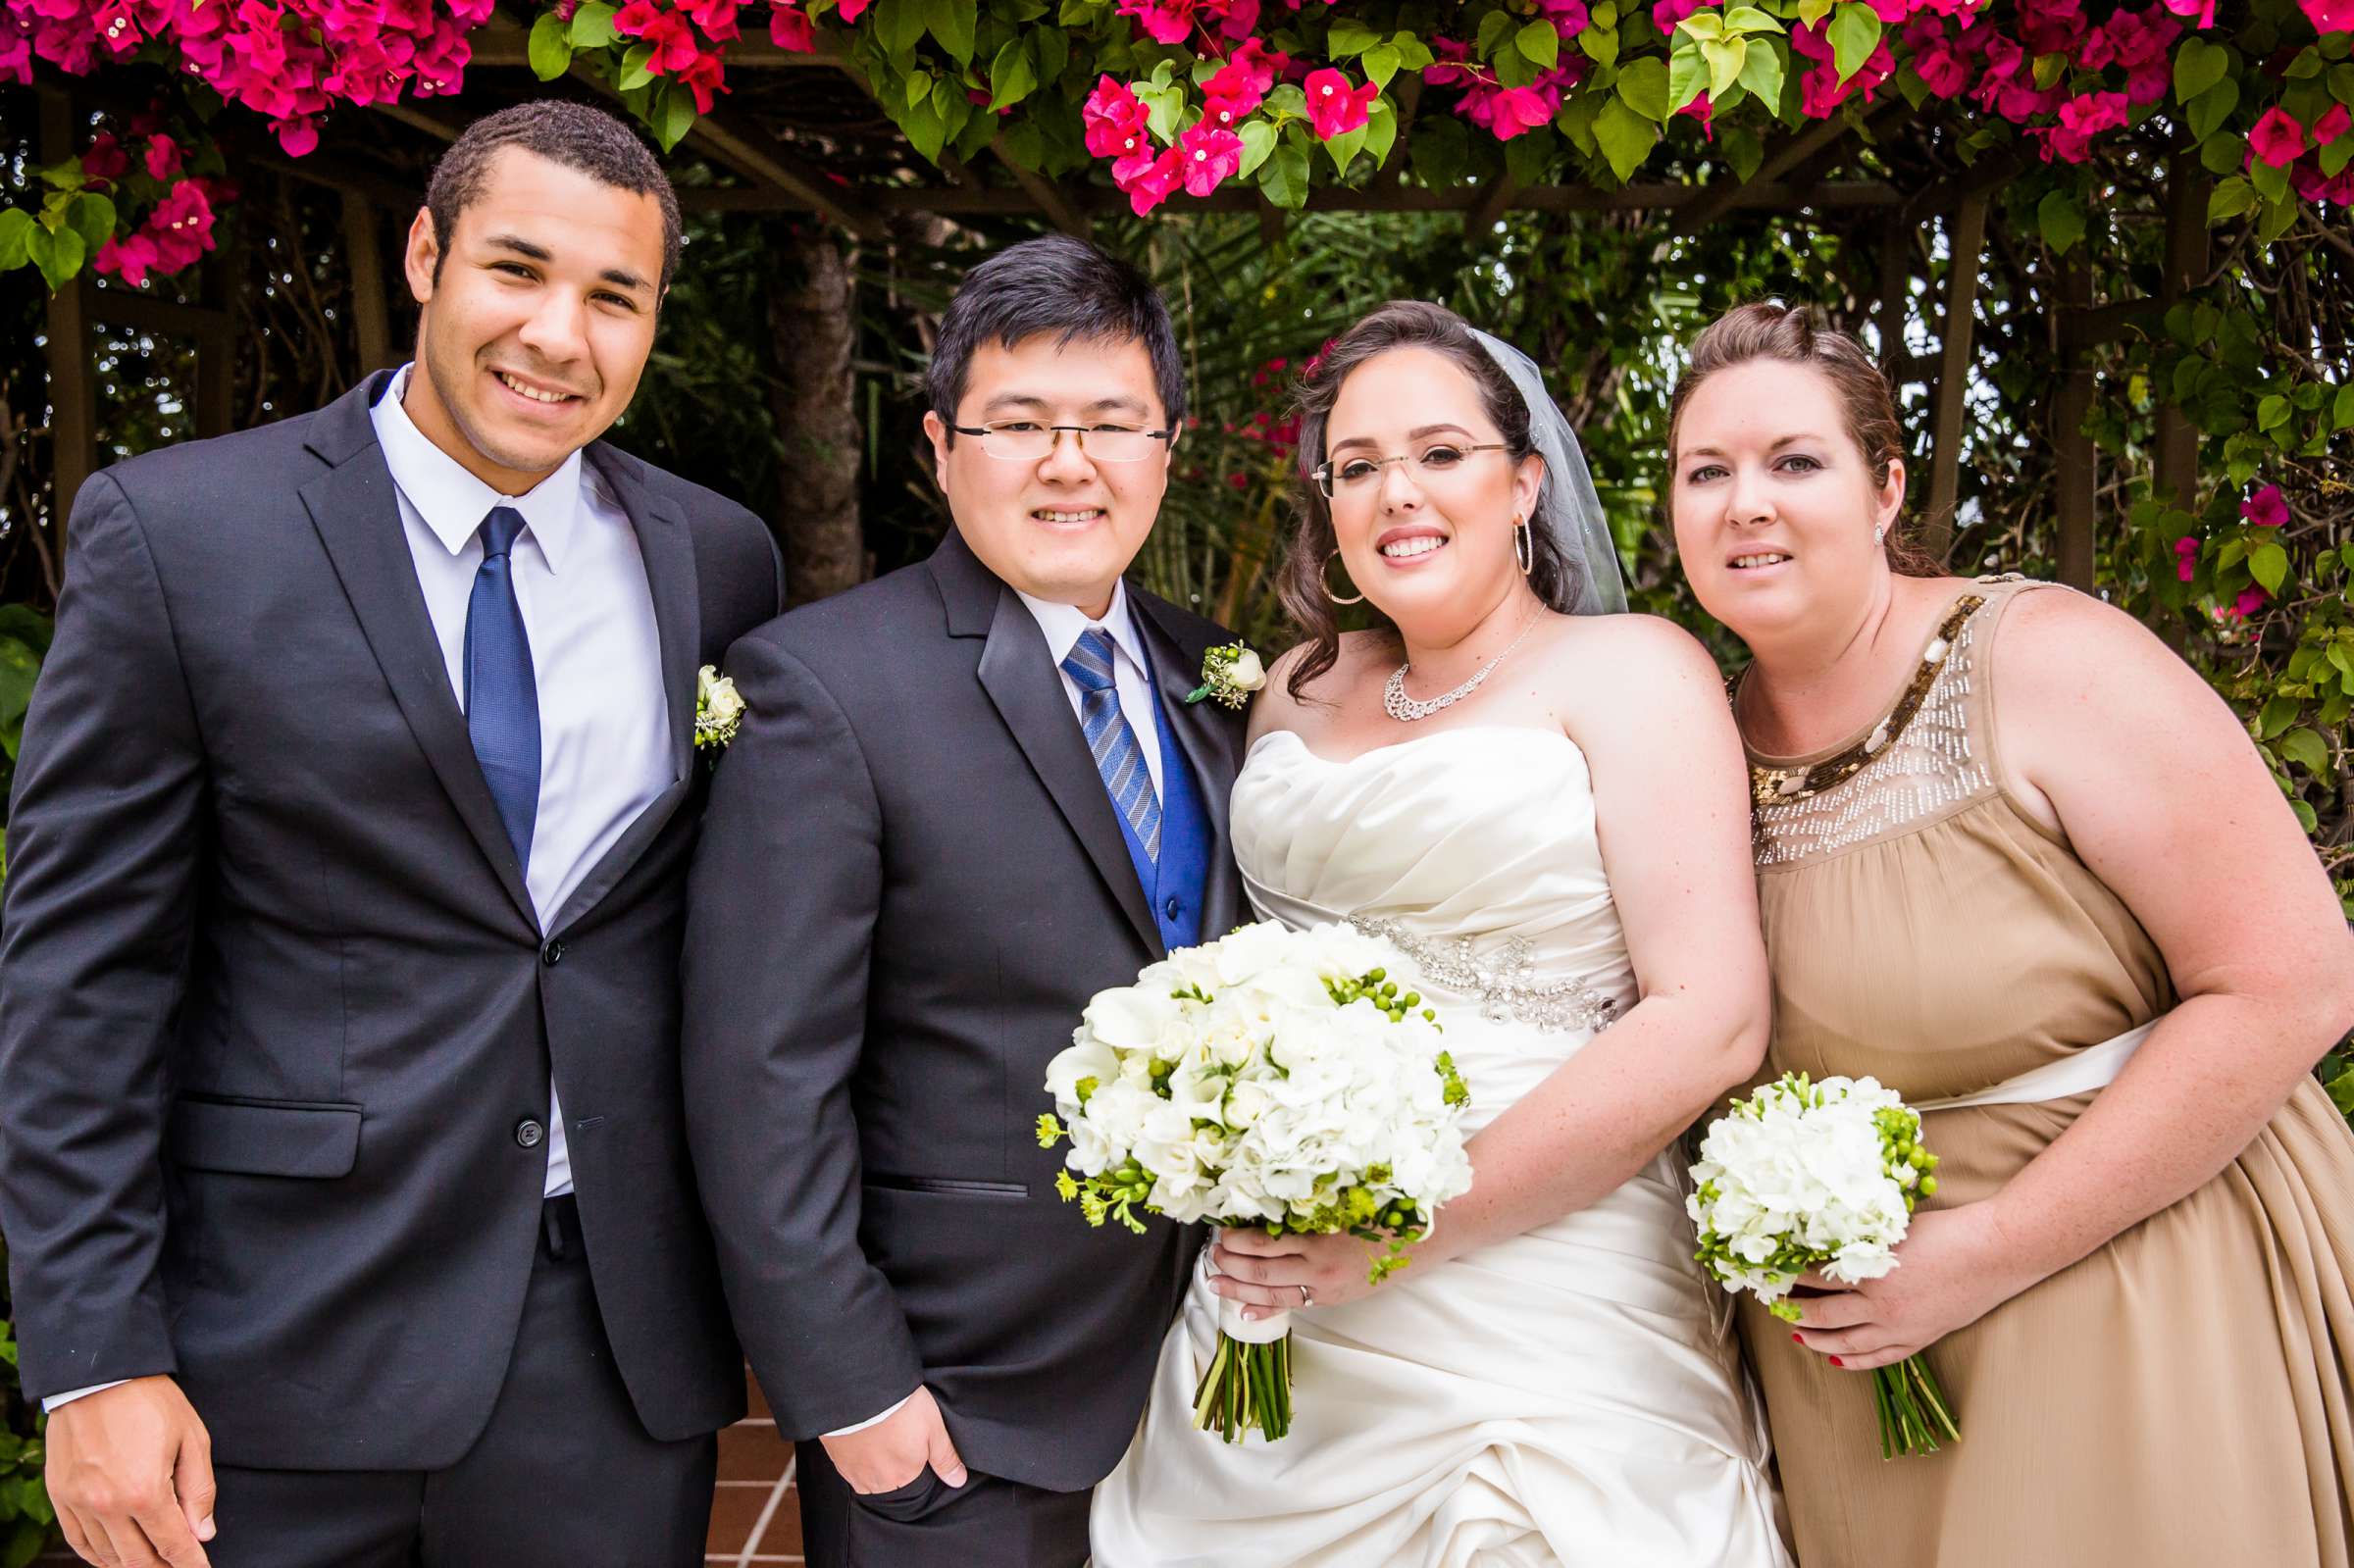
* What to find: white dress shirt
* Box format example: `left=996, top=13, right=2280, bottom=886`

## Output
left=825, top=582, right=1163, bottom=1441
left=45, top=367, right=677, bottom=1414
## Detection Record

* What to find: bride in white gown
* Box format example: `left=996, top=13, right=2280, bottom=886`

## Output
left=1089, top=303, right=1792, bottom=1568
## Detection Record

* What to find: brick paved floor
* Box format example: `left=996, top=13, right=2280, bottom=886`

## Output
left=707, top=1367, right=804, bottom=1565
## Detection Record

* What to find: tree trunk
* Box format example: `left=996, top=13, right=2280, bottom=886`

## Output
left=766, top=227, right=864, bottom=606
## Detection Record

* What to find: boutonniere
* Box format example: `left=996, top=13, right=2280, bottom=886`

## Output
left=1185, top=642, right=1268, bottom=710
left=694, top=665, right=744, bottom=752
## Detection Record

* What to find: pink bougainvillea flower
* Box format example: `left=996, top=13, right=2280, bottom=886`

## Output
left=2250, top=108, right=2308, bottom=170
left=2231, top=585, right=2269, bottom=620
left=1201, top=57, right=1266, bottom=118
left=1227, top=36, right=1292, bottom=95
left=2160, top=0, right=2215, bottom=25
left=1115, top=143, right=1185, bottom=215
left=2037, top=89, right=2127, bottom=162
left=768, top=1, right=813, bottom=50
left=2241, top=484, right=2289, bottom=528
left=1677, top=90, right=1714, bottom=140
left=1082, top=75, right=1151, bottom=160
left=1535, top=0, right=1589, bottom=37
left=2314, top=105, right=2353, bottom=145
left=835, top=0, right=872, bottom=20
left=1303, top=68, right=1377, bottom=139
left=1178, top=122, right=1243, bottom=195
left=2174, top=535, right=2200, bottom=582
left=2303, top=0, right=2354, bottom=28
left=1116, top=0, right=1195, bottom=44
left=681, top=0, right=740, bottom=41
left=1485, top=80, right=1563, bottom=139
left=1200, top=0, right=1257, bottom=41
left=81, top=130, right=130, bottom=184
left=94, top=231, right=160, bottom=286
left=679, top=50, right=726, bottom=110
left=1653, top=0, right=1704, bottom=31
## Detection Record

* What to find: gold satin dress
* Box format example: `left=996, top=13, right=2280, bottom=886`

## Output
left=1736, top=576, right=2354, bottom=1567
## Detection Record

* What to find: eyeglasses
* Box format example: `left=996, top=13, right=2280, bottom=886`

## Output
left=1312, top=443, right=1511, bottom=501
left=947, top=421, right=1177, bottom=464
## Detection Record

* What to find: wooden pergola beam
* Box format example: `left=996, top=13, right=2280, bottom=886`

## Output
left=2053, top=258, right=2097, bottom=590
left=1670, top=109, right=1861, bottom=238
left=677, top=177, right=1906, bottom=217
left=1921, top=190, right=1990, bottom=565
left=680, top=107, right=888, bottom=239
left=993, top=139, right=1090, bottom=237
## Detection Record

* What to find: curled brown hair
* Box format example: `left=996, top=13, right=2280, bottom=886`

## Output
left=1667, top=301, right=1942, bottom=577
left=1277, top=300, right=1584, bottom=699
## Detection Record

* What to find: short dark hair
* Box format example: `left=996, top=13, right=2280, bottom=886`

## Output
left=927, top=235, right=1186, bottom=439
left=426, top=101, right=683, bottom=293
left=1279, top=300, right=1583, bottom=698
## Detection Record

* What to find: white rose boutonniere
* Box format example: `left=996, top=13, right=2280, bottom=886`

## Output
left=1185, top=642, right=1267, bottom=710
left=694, top=664, right=745, bottom=752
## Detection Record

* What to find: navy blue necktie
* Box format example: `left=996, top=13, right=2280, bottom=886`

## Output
left=1062, top=626, right=1161, bottom=864
left=465, top=505, right=540, bottom=869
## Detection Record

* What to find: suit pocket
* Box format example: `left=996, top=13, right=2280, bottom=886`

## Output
left=862, top=1175, right=1028, bottom=1198
left=169, top=1095, right=363, bottom=1179
left=848, top=1465, right=950, bottom=1523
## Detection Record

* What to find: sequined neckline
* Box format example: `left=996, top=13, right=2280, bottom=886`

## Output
left=1738, top=593, right=1988, bottom=810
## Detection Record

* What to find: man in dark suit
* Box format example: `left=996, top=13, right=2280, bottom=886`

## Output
left=681, top=235, right=1246, bottom=1568
left=0, top=101, right=780, bottom=1567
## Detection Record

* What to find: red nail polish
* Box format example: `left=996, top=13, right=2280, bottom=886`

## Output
left=1828, top=1355, right=1845, bottom=1368
left=1790, top=1333, right=1803, bottom=1343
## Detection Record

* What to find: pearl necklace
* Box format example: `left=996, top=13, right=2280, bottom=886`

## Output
left=1383, top=614, right=1542, bottom=723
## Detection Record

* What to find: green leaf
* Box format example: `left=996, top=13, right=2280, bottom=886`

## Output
left=1363, top=98, right=1400, bottom=166
left=876, top=0, right=927, bottom=57
left=1617, top=55, right=1671, bottom=121
left=2259, top=392, right=2290, bottom=430
left=1795, top=0, right=1834, bottom=27
left=2208, top=174, right=2258, bottom=222
left=1735, top=40, right=1782, bottom=111
left=1326, top=20, right=1381, bottom=56
left=1702, top=36, right=1747, bottom=97
left=651, top=79, right=697, bottom=151
left=1363, top=42, right=1403, bottom=88
left=1592, top=96, right=1659, bottom=182
left=0, top=637, right=35, bottom=746
left=2332, top=62, right=2354, bottom=106
left=932, top=76, right=973, bottom=142
left=900, top=93, right=947, bottom=161
left=0, top=209, right=30, bottom=272
left=2250, top=152, right=2290, bottom=204
left=24, top=224, right=83, bottom=292
left=616, top=40, right=658, bottom=91
left=1676, top=9, right=1723, bottom=41
left=1517, top=18, right=1561, bottom=68
left=529, top=10, right=575, bottom=79
left=2201, top=130, right=2248, bottom=175
left=987, top=36, right=1037, bottom=111
left=1722, top=122, right=1766, bottom=180
left=1578, top=24, right=1618, bottom=66
left=1411, top=116, right=1471, bottom=187
left=1668, top=42, right=1711, bottom=111
left=63, top=192, right=114, bottom=253
left=1136, top=78, right=1184, bottom=144
left=925, top=0, right=974, bottom=65
left=1724, top=4, right=1782, bottom=31
left=2279, top=727, right=2331, bottom=777
left=1391, top=33, right=1436, bottom=71
left=1825, top=2, right=1880, bottom=81
left=1324, top=123, right=1368, bottom=174
left=2174, top=36, right=2230, bottom=104
left=905, top=69, right=935, bottom=107
left=2250, top=540, right=2290, bottom=595
left=2259, top=694, right=2301, bottom=739
left=2258, top=193, right=2301, bottom=244
left=1260, top=141, right=1310, bottom=209
left=2037, top=189, right=2084, bottom=255
left=1236, top=118, right=1278, bottom=177
left=570, top=1, right=618, bottom=46
left=2187, top=76, right=2239, bottom=145
left=2333, top=382, right=2354, bottom=430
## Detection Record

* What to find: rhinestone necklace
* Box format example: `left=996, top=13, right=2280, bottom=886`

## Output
left=1383, top=612, right=1542, bottom=723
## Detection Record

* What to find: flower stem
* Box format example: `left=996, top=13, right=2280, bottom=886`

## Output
left=1872, top=1353, right=1961, bottom=1458
left=1190, top=1330, right=1295, bottom=1442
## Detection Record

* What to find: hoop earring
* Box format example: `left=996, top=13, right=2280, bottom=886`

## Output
left=1322, top=548, right=1366, bottom=605
left=1513, top=519, right=1533, bottom=577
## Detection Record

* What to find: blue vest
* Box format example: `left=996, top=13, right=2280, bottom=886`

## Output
left=1105, top=640, right=1210, bottom=954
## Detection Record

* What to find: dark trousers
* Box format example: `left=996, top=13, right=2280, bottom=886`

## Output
left=795, top=1438, right=1091, bottom=1568
left=208, top=1197, right=717, bottom=1568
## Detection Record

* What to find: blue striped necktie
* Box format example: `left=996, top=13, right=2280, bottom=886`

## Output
left=464, top=505, right=540, bottom=868
left=1062, top=626, right=1160, bottom=864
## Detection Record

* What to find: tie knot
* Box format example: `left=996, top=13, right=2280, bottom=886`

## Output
left=480, top=505, right=527, bottom=561
left=1062, top=627, right=1118, bottom=693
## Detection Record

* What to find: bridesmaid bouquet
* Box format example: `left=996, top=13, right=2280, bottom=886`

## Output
left=1038, top=919, right=1473, bottom=1443
left=1687, top=1073, right=1962, bottom=1459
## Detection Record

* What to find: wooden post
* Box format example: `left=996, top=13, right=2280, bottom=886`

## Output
left=343, top=192, right=396, bottom=377
left=2152, top=151, right=2209, bottom=511
left=1921, top=191, right=1989, bottom=566
left=38, top=88, right=96, bottom=551
left=194, top=239, right=238, bottom=439
left=2053, top=260, right=2097, bottom=591
left=1876, top=220, right=1912, bottom=376
left=767, top=228, right=865, bottom=605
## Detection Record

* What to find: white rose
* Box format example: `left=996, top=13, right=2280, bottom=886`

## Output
left=1226, top=648, right=1267, bottom=692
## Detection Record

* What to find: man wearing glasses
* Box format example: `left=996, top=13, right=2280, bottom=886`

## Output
left=680, top=235, right=1248, bottom=1568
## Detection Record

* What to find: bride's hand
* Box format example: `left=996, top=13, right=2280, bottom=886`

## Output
left=1208, top=1227, right=1401, bottom=1320
left=1786, top=1202, right=2036, bottom=1370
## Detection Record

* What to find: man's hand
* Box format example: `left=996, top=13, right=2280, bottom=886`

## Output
left=45, top=1376, right=216, bottom=1568
left=818, top=1387, right=967, bottom=1496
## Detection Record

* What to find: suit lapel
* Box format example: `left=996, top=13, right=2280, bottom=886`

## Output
left=542, top=447, right=703, bottom=936
left=939, top=534, right=1161, bottom=954
left=299, top=376, right=538, bottom=933
left=1130, top=594, right=1248, bottom=941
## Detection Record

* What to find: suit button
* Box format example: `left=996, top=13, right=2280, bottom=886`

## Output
left=1164, top=897, right=1183, bottom=920
left=515, top=1118, right=545, bottom=1149
left=540, top=940, right=565, bottom=967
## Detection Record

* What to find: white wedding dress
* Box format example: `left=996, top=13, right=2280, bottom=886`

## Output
left=1090, top=725, right=1792, bottom=1568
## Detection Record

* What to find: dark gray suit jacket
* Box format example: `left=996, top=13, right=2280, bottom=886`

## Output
left=681, top=529, right=1247, bottom=1493
left=0, top=372, right=781, bottom=1469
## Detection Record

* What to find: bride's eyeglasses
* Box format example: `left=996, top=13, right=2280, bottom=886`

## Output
left=947, top=421, right=1177, bottom=464
left=1312, top=443, right=1511, bottom=501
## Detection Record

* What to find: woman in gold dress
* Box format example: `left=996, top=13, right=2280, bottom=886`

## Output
left=1669, top=301, right=2354, bottom=1567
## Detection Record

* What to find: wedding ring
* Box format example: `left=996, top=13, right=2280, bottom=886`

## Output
left=1297, top=1284, right=1314, bottom=1308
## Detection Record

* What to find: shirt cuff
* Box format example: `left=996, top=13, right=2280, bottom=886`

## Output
left=43, top=1380, right=129, bottom=1413
left=823, top=1392, right=915, bottom=1438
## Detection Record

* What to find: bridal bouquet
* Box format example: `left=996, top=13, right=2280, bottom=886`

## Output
left=1038, top=919, right=1473, bottom=1443
left=1687, top=1072, right=1961, bottom=1459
